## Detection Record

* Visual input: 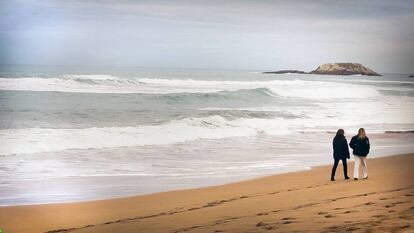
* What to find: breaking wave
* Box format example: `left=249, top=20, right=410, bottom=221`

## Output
left=0, top=74, right=381, bottom=99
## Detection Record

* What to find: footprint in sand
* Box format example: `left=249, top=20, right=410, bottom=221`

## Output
left=385, top=201, right=407, bottom=208
left=256, top=222, right=277, bottom=230
left=318, top=211, right=328, bottom=215
left=329, top=226, right=339, bottom=230
left=268, top=191, right=280, bottom=195
left=324, top=214, right=335, bottom=218
left=399, top=214, right=412, bottom=220
left=256, top=222, right=267, bottom=227
left=257, top=218, right=298, bottom=226
left=344, top=210, right=357, bottom=214
left=346, top=226, right=360, bottom=231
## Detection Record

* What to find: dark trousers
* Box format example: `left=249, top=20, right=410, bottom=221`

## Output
left=331, top=158, right=348, bottom=179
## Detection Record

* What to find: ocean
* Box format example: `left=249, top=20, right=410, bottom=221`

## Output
left=1, top=65, right=413, bottom=205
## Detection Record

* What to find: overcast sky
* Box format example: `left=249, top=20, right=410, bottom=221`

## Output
left=1, top=0, right=413, bottom=73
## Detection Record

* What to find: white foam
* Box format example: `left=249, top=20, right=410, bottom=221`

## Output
left=0, top=116, right=292, bottom=155
left=61, top=74, right=123, bottom=81
left=0, top=76, right=381, bottom=99
left=3, top=100, right=413, bottom=156
left=137, top=78, right=380, bottom=99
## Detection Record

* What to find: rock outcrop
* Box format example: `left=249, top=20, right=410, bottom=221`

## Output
left=262, top=70, right=306, bottom=74
left=310, top=63, right=381, bottom=76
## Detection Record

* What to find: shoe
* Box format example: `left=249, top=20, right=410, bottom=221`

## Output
left=345, top=177, right=350, bottom=180
left=354, top=178, right=358, bottom=181
left=331, top=178, right=335, bottom=181
left=363, top=176, right=368, bottom=180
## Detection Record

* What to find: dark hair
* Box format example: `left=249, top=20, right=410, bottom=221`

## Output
left=335, top=129, right=345, bottom=139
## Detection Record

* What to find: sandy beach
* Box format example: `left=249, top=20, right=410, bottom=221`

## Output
left=1, top=1, right=414, bottom=233
left=1, top=153, right=413, bottom=233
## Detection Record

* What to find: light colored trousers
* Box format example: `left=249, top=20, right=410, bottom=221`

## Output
left=353, top=155, right=368, bottom=179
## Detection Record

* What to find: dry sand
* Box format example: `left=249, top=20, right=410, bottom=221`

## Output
left=1, top=153, right=413, bottom=233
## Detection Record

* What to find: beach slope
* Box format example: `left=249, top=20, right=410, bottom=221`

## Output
left=1, top=153, right=413, bottom=233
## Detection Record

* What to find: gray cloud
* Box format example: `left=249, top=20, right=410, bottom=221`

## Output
left=1, top=0, right=413, bottom=73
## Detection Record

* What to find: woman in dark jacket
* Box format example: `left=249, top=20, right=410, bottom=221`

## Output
left=331, top=129, right=350, bottom=181
left=349, top=128, right=370, bottom=180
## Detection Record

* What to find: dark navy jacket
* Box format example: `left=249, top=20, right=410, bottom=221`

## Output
left=349, top=136, right=370, bottom=156
left=332, top=136, right=350, bottom=159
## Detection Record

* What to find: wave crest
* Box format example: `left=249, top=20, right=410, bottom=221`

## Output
left=0, top=115, right=292, bottom=155
left=0, top=75, right=381, bottom=99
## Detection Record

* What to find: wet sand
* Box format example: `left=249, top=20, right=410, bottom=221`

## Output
left=0, top=153, right=413, bottom=233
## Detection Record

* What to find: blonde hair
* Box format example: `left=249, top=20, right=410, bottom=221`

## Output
left=358, top=128, right=366, bottom=139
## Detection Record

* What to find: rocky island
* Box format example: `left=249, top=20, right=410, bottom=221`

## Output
left=310, top=63, right=381, bottom=76
left=263, top=63, right=381, bottom=76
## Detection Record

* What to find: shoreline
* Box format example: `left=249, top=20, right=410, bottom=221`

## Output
left=3, top=136, right=413, bottom=207
left=0, top=165, right=315, bottom=208
left=0, top=146, right=410, bottom=208
left=0, top=153, right=413, bottom=232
